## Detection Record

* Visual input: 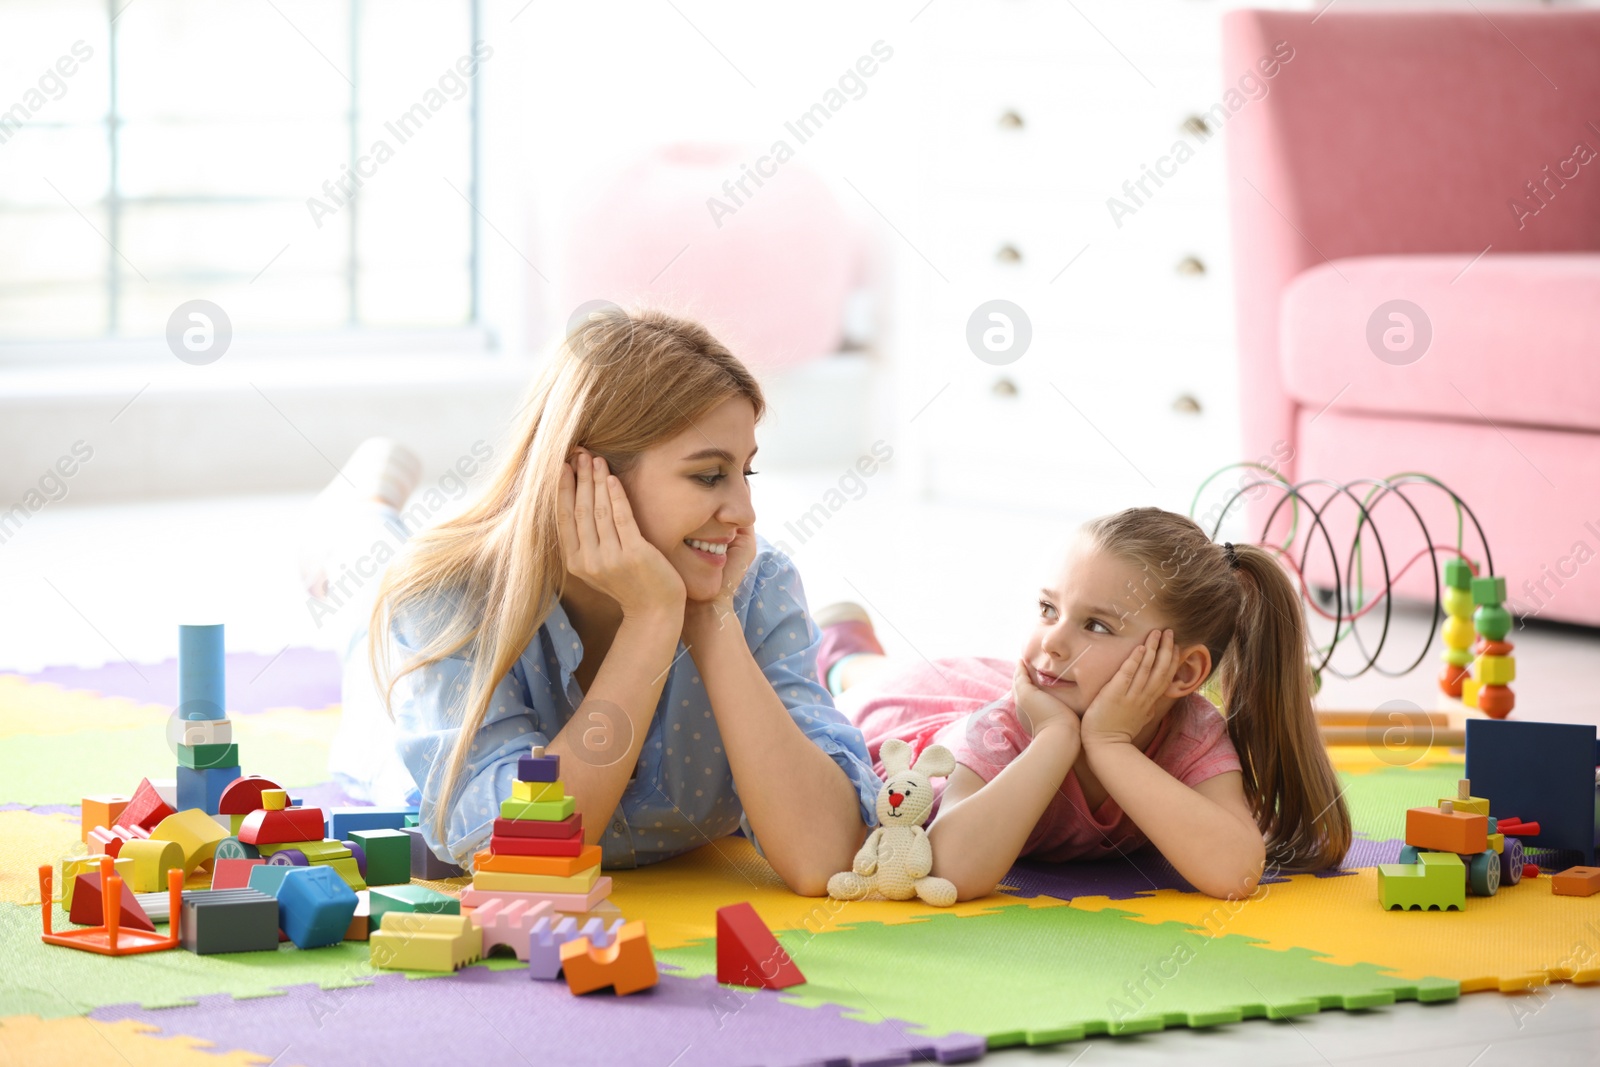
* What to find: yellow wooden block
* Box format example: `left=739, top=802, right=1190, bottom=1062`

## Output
left=120, top=838, right=184, bottom=893
left=1488, top=832, right=1504, bottom=855
left=1462, top=675, right=1481, bottom=708
left=511, top=779, right=565, bottom=803
left=1475, top=653, right=1515, bottom=686
left=370, top=912, right=483, bottom=972
left=471, top=865, right=601, bottom=894
left=261, top=789, right=288, bottom=811
left=1442, top=615, right=1475, bottom=648
left=150, top=808, right=228, bottom=872
left=1441, top=796, right=1490, bottom=817
left=60, top=855, right=133, bottom=910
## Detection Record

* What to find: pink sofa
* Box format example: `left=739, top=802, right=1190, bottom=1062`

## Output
left=1223, top=9, right=1600, bottom=627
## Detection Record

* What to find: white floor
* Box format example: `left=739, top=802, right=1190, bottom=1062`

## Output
left=1, top=470, right=1598, bottom=1065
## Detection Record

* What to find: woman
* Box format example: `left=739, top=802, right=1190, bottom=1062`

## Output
left=310, top=307, right=877, bottom=895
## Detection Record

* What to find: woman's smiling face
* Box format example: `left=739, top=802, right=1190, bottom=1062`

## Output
left=1021, top=532, right=1175, bottom=714
left=617, top=397, right=759, bottom=603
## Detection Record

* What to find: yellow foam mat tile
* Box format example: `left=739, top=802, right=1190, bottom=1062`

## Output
left=0, top=811, right=84, bottom=905
left=1070, top=868, right=1600, bottom=993
left=0, top=1015, right=273, bottom=1065
left=607, top=836, right=1068, bottom=950
left=0, top=676, right=166, bottom=737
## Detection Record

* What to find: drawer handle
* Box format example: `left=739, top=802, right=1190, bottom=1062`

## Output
left=1176, top=256, right=1205, bottom=276
left=1173, top=394, right=1202, bottom=415
left=998, top=110, right=1025, bottom=130
left=996, top=244, right=1022, bottom=264
left=992, top=377, right=1020, bottom=398
left=1181, top=114, right=1211, bottom=138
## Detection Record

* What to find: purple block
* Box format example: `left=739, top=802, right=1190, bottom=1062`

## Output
left=517, top=750, right=560, bottom=783
left=528, top=915, right=623, bottom=980
left=93, top=968, right=986, bottom=1067
left=401, top=827, right=465, bottom=879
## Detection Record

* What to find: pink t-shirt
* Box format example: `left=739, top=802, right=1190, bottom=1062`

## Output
left=846, top=656, right=1242, bottom=862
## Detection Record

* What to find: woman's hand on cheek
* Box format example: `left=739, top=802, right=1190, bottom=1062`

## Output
left=683, top=526, right=756, bottom=634
left=1080, top=628, right=1176, bottom=747
left=558, top=451, right=686, bottom=620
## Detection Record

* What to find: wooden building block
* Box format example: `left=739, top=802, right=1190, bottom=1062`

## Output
left=80, top=795, right=130, bottom=843
left=239, top=807, right=326, bottom=845
left=458, top=877, right=613, bottom=914
left=716, top=902, right=805, bottom=989
left=150, top=808, right=229, bottom=872
left=1378, top=852, right=1466, bottom=911
left=370, top=913, right=483, bottom=972
left=517, top=746, right=560, bottom=783
left=470, top=897, right=553, bottom=961
left=67, top=869, right=151, bottom=930
left=499, top=796, right=576, bottom=822
left=114, top=779, right=174, bottom=834
left=1405, top=806, right=1489, bottom=855
left=119, top=838, right=184, bottom=894
left=493, top=814, right=581, bottom=839
left=368, top=884, right=459, bottom=929
left=180, top=889, right=280, bottom=955
left=472, top=866, right=601, bottom=895
left=1552, top=866, right=1600, bottom=897
left=560, top=920, right=657, bottom=995
left=350, top=829, right=411, bottom=886
left=529, top=915, right=622, bottom=979
left=512, top=779, right=565, bottom=803
left=489, top=833, right=585, bottom=858
left=473, top=844, right=601, bottom=878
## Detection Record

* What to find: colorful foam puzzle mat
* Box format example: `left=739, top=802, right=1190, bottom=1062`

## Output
left=4, top=650, right=1599, bottom=1067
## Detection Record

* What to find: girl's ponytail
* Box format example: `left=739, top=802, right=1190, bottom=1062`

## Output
left=1221, top=543, right=1351, bottom=871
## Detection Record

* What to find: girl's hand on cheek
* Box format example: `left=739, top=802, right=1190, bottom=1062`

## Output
left=1081, top=628, right=1176, bottom=747
left=683, top=526, right=756, bottom=637
left=1011, top=659, right=1080, bottom=744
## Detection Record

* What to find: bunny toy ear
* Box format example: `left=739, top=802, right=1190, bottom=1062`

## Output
left=912, top=744, right=956, bottom=779
left=880, top=738, right=913, bottom=775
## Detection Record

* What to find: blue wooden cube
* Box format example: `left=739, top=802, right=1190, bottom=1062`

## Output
left=277, top=866, right=358, bottom=949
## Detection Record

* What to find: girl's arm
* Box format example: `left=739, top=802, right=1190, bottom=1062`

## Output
left=927, top=661, right=1082, bottom=900
left=1081, top=747, right=1263, bottom=898
left=1080, top=629, right=1265, bottom=899
left=685, top=606, right=868, bottom=896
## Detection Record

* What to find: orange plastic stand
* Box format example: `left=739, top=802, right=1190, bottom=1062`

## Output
left=39, top=856, right=182, bottom=956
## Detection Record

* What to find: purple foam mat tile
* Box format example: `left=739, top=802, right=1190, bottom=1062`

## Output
left=92, top=968, right=986, bottom=1067
left=0, top=802, right=79, bottom=816
left=1314, top=835, right=1404, bottom=875
left=997, top=846, right=1295, bottom=902
left=17, top=648, right=343, bottom=715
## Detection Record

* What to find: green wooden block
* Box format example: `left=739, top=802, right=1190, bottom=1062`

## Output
left=177, top=743, right=240, bottom=769
left=1379, top=851, right=1465, bottom=911
left=404, top=814, right=419, bottom=827
left=257, top=839, right=351, bottom=863
left=351, top=828, right=411, bottom=886
left=1471, top=575, right=1507, bottom=605
left=499, top=795, right=576, bottom=822
left=369, top=883, right=459, bottom=929
left=1443, top=558, right=1473, bottom=590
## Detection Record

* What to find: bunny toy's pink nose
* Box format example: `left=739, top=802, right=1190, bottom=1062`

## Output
left=889, top=792, right=904, bottom=809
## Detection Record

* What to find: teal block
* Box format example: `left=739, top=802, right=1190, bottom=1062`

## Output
left=368, top=884, right=458, bottom=929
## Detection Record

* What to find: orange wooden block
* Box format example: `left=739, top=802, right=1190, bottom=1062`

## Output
left=80, top=795, right=131, bottom=843
left=1405, top=806, right=1488, bottom=855
left=1552, top=866, right=1600, bottom=897
left=560, top=920, right=658, bottom=995
left=473, top=845, right=601, bottom=878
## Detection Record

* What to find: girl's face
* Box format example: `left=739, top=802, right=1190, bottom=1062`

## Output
left=618, top=397, right=759, bottom=603
left=1022, top=533, right=1178, bottom=715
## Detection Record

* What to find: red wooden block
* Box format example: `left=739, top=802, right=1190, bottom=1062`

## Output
left=86, top=824, right=147, bottom=858
left=493, top=814, right=581, bottom=840
left=115, top=779, right=175, bottom=833
left=716, top=902, right=805, bottom=990
left=1497, top=819, right=1541, bottom=837
left=68, top=872, right=155, bottom=932
left=211, top=857, right=266, bottom=890
left=488, top=832, right=585, bottom=858
left=217, top=775, right=285, bottom=816
left=238, top=807, right=326, bottom=846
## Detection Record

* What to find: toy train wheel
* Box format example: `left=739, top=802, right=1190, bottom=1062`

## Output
left=1468, top=850, right=1501, bottom=896
left=1500, top=837, right=1525, bottom=886
left=267, top=849, right=309, bottom=867
left=214, top=836, right=259, bottom=861
left=341, top=840, right=368, bottom=879
left=1398, top=845, right=1420, bottom=864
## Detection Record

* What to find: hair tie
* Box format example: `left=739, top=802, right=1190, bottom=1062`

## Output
left=1223, top=542, right=1240, bottom=570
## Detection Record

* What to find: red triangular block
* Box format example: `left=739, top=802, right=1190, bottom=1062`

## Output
left=68, top=872, right=155, bottom=932
left=114, top=778, right=174, bottom=833
left=716, top=902, right=804, bottom=989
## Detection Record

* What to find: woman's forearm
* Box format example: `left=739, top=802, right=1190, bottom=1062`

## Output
left=928, top=724, right=1079, bottom=900
left=1083, top=739, right=1264, bottom=898
left=547, top=608, right=682, bottom=847
left=686, top=619, right=865, bottom=895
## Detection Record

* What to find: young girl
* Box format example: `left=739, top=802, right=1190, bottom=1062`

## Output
left=819, top=507, right=1351, bottom=901
left=303, top=307, right=879, bottom=895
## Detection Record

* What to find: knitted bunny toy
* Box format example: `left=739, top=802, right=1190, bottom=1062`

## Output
left=827, top=738, right=958, bottom=907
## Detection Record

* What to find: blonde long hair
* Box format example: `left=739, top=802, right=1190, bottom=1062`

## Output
left=1083, top=508, right=1352, bottom=871
left=370, top=307, right=765, bottom=839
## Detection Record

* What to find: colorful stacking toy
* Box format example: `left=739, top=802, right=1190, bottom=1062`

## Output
left=173, top=624, right=242, bottom=813
left=1437, top=559, right=1476, bottom=699
left=459, top=745, right=612, bottom=911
